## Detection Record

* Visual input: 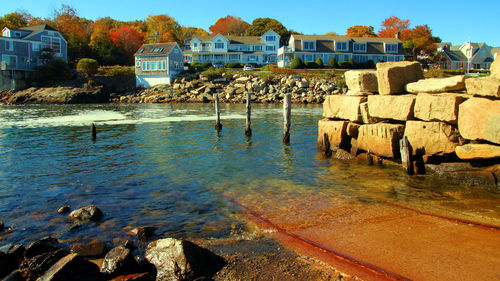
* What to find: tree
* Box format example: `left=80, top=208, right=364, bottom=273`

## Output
left=177, top=26, right=209, bottom=43
left=316, top=58, right=324, bottom=68
left=346, top=25, right=376, bottom=37
left=378, top=16, right=410, bottom=38
left=401, top=25, right=439, bottom=60
left=244, top=17, right=289, bottom=43
left=324, top=32, right=338, bottom=36
left=145, top=14, right=181, bottom=44
left=290, top=57, right=304, bottom=69
left=53, top=5, right=91, bottom=63
left=76, top=58, right=99, bottom=77
left=109, top=25, right=144, bottom=64
left=209, top=15, right=249, bottom=36
left=329, top=57, right=338, bottom=68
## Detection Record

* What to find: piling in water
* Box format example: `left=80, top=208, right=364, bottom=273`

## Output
left=282, top=94, right=291, bottom=144
left=322, top=133, right=332, bottom=157
left=399, top=136, right=414, bottom=175
left=245, top=92, right=252, bottom=137
left=91, top=123, right=97, bottom=140
left=214, top=93, right=222, bottom=130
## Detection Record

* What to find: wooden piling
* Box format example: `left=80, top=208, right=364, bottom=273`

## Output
left=245, top=92, right=252, bottom=136
left=322, top=133, right=332, bottom=157
left=399, top=136, right=414, bottom=175
left=282, top=94, right=291, bottom=144
left=91, top=123, right=97, bottom=140
left=214, top=93, right=222, bottom=130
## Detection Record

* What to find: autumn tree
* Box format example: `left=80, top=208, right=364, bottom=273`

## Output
left=145, top=14, right=181, bottom=44
left=53, top=5, right=92, bottom=63
left=0, top=11, right=30, bottom=29
left=324, top=32, right=338, bottom=36
left=177, top=26, right=208, bottom=43
left=89, top=17, right=123, bottom=65
left=401, top=24, right=440, bottom=60
left=346, top=25, right=376, bottom=37
left=209, top=15, right=249, bottom=36
left=378, top=16, right=410, bottom=38
left=109, top=25, right=144, bottom=64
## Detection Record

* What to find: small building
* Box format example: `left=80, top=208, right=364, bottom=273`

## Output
left=183, top=30, right=280, bottom=66
left=277, top=34, right=405, bottom=67
left=0, top=24, right=67, bottom=90
left=437, top=42, right=494, bottom=70
left=134, top=42, right=184, bottom=87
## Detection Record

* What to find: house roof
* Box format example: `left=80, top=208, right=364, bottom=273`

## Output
left=291, top=35, right=404, bottom=55
left=19, top=24, right=56, bottom=33
left=191, top=34, right=263, bottom=45
left=135, top=42, right=178, bottom=56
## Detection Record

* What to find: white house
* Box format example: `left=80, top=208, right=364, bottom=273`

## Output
left=437, top=42, right=495, bottom=70
left=134, top=42, right=184, bottom=87
left=183, top=30, right=280, bottom=65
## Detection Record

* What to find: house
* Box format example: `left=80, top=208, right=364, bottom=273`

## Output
left=490, top=47, right=500, bottom=59
left=183, top=30, right=280, bottom=66
left=134, top=42, right=184, bottom=87
left=277, top=34, right=405, bottom=67
left=0, top=24, right=67, bottom=90
left=437, top=42, right=494, bottom=70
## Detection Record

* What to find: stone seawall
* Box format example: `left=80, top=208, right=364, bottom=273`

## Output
left=319, top=59, right=500, bottom=186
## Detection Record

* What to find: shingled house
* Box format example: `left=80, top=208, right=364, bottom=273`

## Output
left=134, top=42, right=183, bottom=87
left=277, top=34, right=405, bottom=67
left=437, top=42, right=494, bottom=70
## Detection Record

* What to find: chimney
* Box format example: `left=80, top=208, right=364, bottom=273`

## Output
left=395, top=32, right=401, bottom=39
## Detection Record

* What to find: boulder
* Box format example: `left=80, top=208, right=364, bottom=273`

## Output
left=465, top=77, right=500, bottom=98
left=109, top=272, right=153, bottom=281
left=491, top=55, right=500, bottom=80
left=37, top=253, right=102, bottom=281
left=2, top=270, right=24, bottom=281
left=359, top=102, right=382, bottom=124
left=69, top=205, right=103, bottom=222
left=367, top=95, right=416, bottom=121
left=455, top=144, right=500, bottom=160
left=405, top=121, right=461, bottom=155
left=0, top=252, right=17, bottom=279
left=317, top=119, right=349, bottom=149
left=145, top=238, right=223, bottom=281
left=71, top=241, right=106, bottom=258
left=24, top=237, right=64, bottom=259
left=345, top=70, right=378, bottom=94
left=458, top=98, right=500, bottom=144
left=19, top=249, right=69, bottom=281
left=413, top=93, right=466, bottom=124
left=127, top=226, right=156, bottom=241
left=357, top=124, right=405, bottom=158
left=406, top=75, right=466, bottom=93
left=57, top=205, right=71, bottom=214
left=100, top=246, right=139, bottom=276
left=323, top=95, right=366, bottom=122
left=234, top=77, right=250, bottom=84
left=376, top=61, right=424, bottom=95
left=347, top=123, right=361, bottom=138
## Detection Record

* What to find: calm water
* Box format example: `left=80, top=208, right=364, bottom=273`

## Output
left=0, top=103, right=498, bottom=245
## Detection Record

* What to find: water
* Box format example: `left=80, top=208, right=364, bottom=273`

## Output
left=0, top=103, right=498, bottom=246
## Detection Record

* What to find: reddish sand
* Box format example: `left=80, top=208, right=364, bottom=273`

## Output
left=235, top=196, right=500, bottom=281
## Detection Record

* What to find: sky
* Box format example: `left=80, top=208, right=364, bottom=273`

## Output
left=2, top=0, right=500, bottom=46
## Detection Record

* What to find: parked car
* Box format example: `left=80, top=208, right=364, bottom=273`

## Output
left=243, top=64, right=253, bottom=71
left=213, top=63, right=224, bottom=69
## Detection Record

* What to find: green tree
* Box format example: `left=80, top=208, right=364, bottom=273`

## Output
left=0, top=11, right=30, bottom=29
left=77, top=58, right=99, bottom=77
left=244, top=18, right=290, bottom=44
left=316, top=58, right=324, bottom=68
left=329, top=57, right=338, bottom=68
left=290, top=57, right=304, bottom=69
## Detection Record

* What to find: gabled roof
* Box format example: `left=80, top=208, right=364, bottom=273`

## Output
left=291, top=34, right=402, bottom=44
left=19, top=24, right=56, bottom=33
left=190, top=34, right=263, bottom=45
left=135, top=42, right=178, bottom=56
left=291, top=35, right=404, bottom=55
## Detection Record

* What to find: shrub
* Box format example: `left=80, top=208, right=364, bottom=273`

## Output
left=316, top=58, right=324, bottom=68
left=290, top=57, right=304, bottom=69
left=33, top=59, right=72, bottom=83
left=304, top=61, right=319, bottom=69
left=261, top=63, right=276, bottom=71
left=338, top=61, right=351, bottom=69
left=348, top=58, right=356, bottom=69
left=329, top=57, right=338, bottom=68
left=366, top=60, right=375, bottom=69
left=201, top=61, right=212, bottom=69
left=97, top=65, right=134, bottom=76
left=260, top=72, right=277, bottom=83
left=76, top=58, right=99, bottom=77
left=226, top=62, right=242, bottom=68
left=201, top=68, right=224, bottom=80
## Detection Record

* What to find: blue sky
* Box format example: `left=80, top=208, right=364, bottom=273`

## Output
left=3, top=0, right=500, bottom=46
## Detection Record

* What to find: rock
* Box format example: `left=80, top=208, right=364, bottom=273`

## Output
left=490, top=55, right=500, bottom=80
left=0, top=244, right=25, bottom=262
left=71, top=241, right=106, bottom=258
left=458, top=98, right=500, bottom=145
left=234, top=77, right=250, bottom=84
left=145, top=238, right=223, bottom=281
left=57, top=205, right=71, bottom=214
left=128, top=226, right=156, bottom=241
left=0, top=252, right=17, bottom=278
left=323, top=95, right=366, bottom=122
left=24, top=237, right=64, bottom=259
left=376, top=61, right=424, bottom=95
left=367, top=95, right=416, bottom=121
left=465, top=77, right=500, bottom=98
left=347, top=123, right=360, bottom=138
left=297, top=81, right=309, bottom=88
left=37, top=253, right=102, bottom=281
left=19, top=249, right=69, bottom=281
left=110, top=273, right=154, bottom=281
left=2, top=270, right=24, bottom=281
left=317, top=119, right=349, bottom=149
left=334, top=149, right=356, bottom=160
left=0, top=221, right=3, bottom=231
left=406, top=76, right=466, bottom=93
left=405, top=121, right=461, bottom=155
left=345, top=70, right=378, bottom=94
left=69, top=205, right=103, bottom=222
left=357, top=124, right=405, bottom=158
left=100, top=246, right=139, bottom=276
left=455, top=144, right=500, bottom=160
left=359, top=102, right=381, bottom=124
left=426, top=163, right=497, bottom=186
left=413, top=93, right=466, bottom=124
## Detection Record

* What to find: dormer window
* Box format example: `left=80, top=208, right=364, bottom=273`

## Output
left=385, top=43, right=398, bottom=53
left=14, top=32, right=21, bottom=38
left=303, top=41, right=315, bottom=50
left=335, top=42, right=348, bottom=51
left=353, top=43, right=366, bottom=52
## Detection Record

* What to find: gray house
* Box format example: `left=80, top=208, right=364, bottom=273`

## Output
left=437, top=42, right=494, bottom=70
left=134, top=42, right=184, bottom=87
left=0, top=24, right=68, bottom=89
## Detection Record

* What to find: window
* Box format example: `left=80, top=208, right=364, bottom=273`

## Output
left=136, top=60, right=140, bottom=67
left=266, top=45, right=275, bottom=51
left=353, top=43, right=366, bottom=52
left=14, top=32, right=21, bottom=38
left=214, top=55, right=224, bottom=60
left=142, top=62, right=147, bottom=70
left=215, top=42, right=224, bottom=49
left=230, top=54, right=239, bottom=60
left=41, top=36, right=61, bottom=53
left=385, top=44, right=398, bottom=53
left=353, top=55, right=368, bottom=63
left=304, top=54, right=313, bottom=62
left=151, top=61, right=158, bottom=70
left=193, top=43, right=198, bottom=47
left=335, top=42, right=348, bottom=51
left=2, top=55, right=17, bottom=68
left=303, top=41, right=315, bottom=50
left=344, top=54, right=349, bottom=61
left=5, top=40, right=13, bottom=51
left=265, top=36, right=276, bottom=42
left=32, top=43, right=40, bottom=51
left=254, top=45, right=262, bottom=51
left=248, top=55, right=257, bottom=62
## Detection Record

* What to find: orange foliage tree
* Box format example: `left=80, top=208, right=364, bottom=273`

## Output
left=109, top=25, right=144, bottom=57
left=209, top=15, right=249, bottom=36
left=378, top=16, right=410, bottom=38
left=145, top=14, right=181, bottom=44
left=53, top=5, right=91, bottom=62
left=401, top=24, right=439, bottom=59
left=346, top=25, right=377, bottom=37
